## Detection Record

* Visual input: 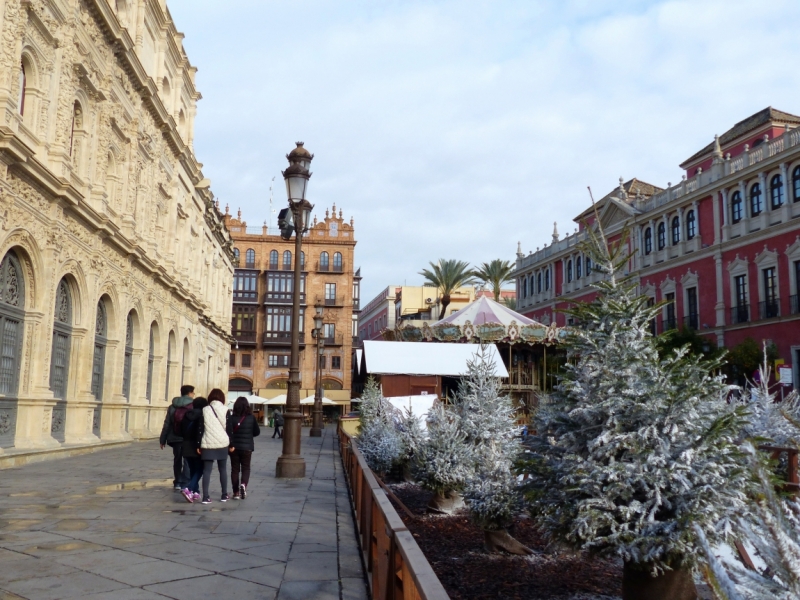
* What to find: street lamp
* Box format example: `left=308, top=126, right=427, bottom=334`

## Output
left=310, top=303, right=325, bottom=437
left=275, top=142, right=314, bottom=479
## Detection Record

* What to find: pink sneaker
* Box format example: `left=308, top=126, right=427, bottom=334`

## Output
left=192, top=492, right=201, bottom=501
left=181, top=488, right=193, bottom=503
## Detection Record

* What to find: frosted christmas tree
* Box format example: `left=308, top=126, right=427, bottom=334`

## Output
left=356, top=378, right=401, bottom=475
left=523, top=226, right=753, bottom=599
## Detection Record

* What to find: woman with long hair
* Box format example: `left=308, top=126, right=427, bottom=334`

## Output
left=197, top=388, right=231, bottom=504
left=227, top=396, right=260, bottom=499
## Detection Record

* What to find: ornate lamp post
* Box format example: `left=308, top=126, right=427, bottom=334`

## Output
left=310, top=303, right=325, bottom=437
left=275, top=142, right=313, bottom=479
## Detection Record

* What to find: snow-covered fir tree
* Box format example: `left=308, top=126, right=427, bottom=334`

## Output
left=396, top=406, right=426, bottom=480
left=523, top=226, right=753, bottom=589
left=741, top=348, right=800, bottom=446
left=455, top=348, right=530, bottom=553
left=695, top=443, right=800, bottom=600
left=412, top=399, right=471, bottom=513
left=356, top=378, right=401, bottom=475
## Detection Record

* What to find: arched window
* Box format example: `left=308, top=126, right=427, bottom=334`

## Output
left=566, top=260, right=573, bottom=283
left=122, top=313, right=134, bottom=401
left=522, top=277, right=527, bottom=298
left=545, top=268, right=550, bottom=290
left=770, top=174, right=784, bottom=209
left=731, top=191, right=743, bottom=223
left=300, top=251, right=305, bottom=268
left=671, top=216, right=680, bottom=245
left=686, top=210, right=696, bottom=240
left=50, top=279, right=72, bottom=400
left=165, top=332, right=175, bottom=402
left=269, top=249, right=278, bottom=269
left=643, top=227, right=653, bottom=255
left=233, top=248, right=240, bottom=265
left=750, top=182, right=762, bottom=216
left=320, top=251, right=329, bottom=270
left=69, top=101, right=83, bottom=158
left=0, top=252, right=24, bottom=397
left=245, top=248, right=255, bottom=268
left=657, top=222, right=666, bottom=250
left=586, top=257, right=592, bottom=275
left=282, top=250, right=292, bottom=270
left=333, top=252, right=343, bottom=272
left=146, top=325, right=155, bottom=403
left=91, top=300, right=108, bottom=400
left=793, top=166, right=800, bottom=203
left=576, top=256, right=582, bottom=279
left=537, top=272, right=542, bottom=294
left=18, top=62, right=26, bottom=116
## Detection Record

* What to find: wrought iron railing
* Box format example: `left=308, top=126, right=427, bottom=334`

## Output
left=758, top=299, right=780, bottom=320
left=683, top=313, right=699, bottom=330
left=730, top=304, right=749, bottom=324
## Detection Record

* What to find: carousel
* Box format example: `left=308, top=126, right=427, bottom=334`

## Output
left=387, top=296, right=567, bottom=424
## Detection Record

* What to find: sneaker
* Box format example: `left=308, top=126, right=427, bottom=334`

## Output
left=181, top=488, right=194, bottom=503
left=192, top=492, right=201, bottom=501
left=220, top=494, right=230, bottom=502
left=173, top=485, right=182, bottom=491
left=232, top=493, right=241, bottom=500
left=240, top=484, right=247, bottom=499
left=201, top=497, right=212, bottom=505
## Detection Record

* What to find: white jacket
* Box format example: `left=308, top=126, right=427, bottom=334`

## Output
left=201, top=401, right=229, bottom=449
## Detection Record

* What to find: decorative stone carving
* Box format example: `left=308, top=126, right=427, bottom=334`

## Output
left=0, top=411, right=12, bottom=436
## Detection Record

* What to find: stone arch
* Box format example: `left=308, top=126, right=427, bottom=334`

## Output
left=321, top=377, right=343, bottom=390
left=0, top=231, right=42, bottom=311
left=54, top=259, right=88, bottom=328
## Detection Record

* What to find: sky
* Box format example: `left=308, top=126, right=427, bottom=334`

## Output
left=167, top=0, right=800, bottom=302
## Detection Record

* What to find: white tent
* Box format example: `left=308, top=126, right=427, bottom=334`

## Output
left=361, top=340, right=508, bottom=378
left=300, top=397, right=337, bottom=405
left=246, top=395, right=275, bottom=405
left=256, top=395, right=336, bottom=406
left=386, top=394, right=436, bottom=429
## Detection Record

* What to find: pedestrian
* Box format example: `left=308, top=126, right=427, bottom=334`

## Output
left=180, top=396, right=208, bottom=503
left=227, top=397, right=260, bottom=499
left=159, top=384, right=195, bottom=491
left=272, top=410, right=284, bottom=438
left=197, top=388, right=231, bottom=504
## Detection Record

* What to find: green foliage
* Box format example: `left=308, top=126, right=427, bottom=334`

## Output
left=473, top=259, right=515, bottom=303
left=657, top=326, right=722, bottom=362
left=502, top=296, right=517, bottom=310
left=419, top=259, right=476, bottom=319
left=726, top=337, right=779, bottom=382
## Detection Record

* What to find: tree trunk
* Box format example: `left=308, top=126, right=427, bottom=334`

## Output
left=622, top=561, right=697, bottom=600
left=483, top=529, right=534, bottom=555
left=439, top=295, right=451, bottom=319
left=427, top=490, right=464, bottom=514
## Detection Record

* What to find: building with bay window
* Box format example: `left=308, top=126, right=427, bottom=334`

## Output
left=0, top=0, right=233, bottom=456
left=514, top=107, right=800, bottom=389
left=224, top=205, right=359, bottom=413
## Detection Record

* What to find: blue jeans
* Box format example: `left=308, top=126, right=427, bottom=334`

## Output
left=185, top=456, right=204, bottom=494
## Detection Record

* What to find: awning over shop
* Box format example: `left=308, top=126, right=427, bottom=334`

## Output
left=361, top=340, right=508, bottom=378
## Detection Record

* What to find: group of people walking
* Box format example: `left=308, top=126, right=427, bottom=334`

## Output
left=159, top=386, right=260, bottom=505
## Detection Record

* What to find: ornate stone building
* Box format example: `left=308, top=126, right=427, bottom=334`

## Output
left=223, top=205, right=359, bottom=414
left=0, top=0, right=234, bottom=454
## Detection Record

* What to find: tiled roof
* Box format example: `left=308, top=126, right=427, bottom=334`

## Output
left=575, top=178, right=663, bottom=220
left=681, top=107, right=800, bottom=167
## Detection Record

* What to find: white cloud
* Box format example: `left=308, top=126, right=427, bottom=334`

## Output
left=167, top=0, right=800, bottom=301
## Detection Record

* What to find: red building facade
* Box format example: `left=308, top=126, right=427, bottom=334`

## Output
left=514, top=107, right=800, bottom=389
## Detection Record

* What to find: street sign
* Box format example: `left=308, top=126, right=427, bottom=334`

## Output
left=779, top=366, right=793, bottom=386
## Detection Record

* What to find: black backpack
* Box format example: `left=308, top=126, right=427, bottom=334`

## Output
left=173, top=406, right=191, bottom=435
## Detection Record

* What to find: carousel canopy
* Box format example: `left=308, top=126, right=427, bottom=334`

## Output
left=362, top=340, right=508, bottom=377
left=391, top=296, right=564, bottom=345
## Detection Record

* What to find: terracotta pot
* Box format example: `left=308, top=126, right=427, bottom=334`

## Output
left=622, top=561, right=697, bottom=600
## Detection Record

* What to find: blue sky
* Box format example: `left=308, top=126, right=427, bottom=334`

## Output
left=168, top=0, right=800, bottom=301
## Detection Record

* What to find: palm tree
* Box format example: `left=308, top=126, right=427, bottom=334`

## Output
left=473, top=259, right=514, bottom=302
left=419, top=259, right=475, bottom=319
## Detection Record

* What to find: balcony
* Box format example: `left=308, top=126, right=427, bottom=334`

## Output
left=317, top=262, right=329, bottom=272
left=322, top=334, right=344, bottom=347
left=661, top=316, right=677, bottom=332
left=262, top=331, right=305, bottom=347
left=730, top=304, right=749, bottom=324
left=315, top=295, right=345, bottom=307
left=683, top=313, right=699, bottom=330
left=316, top=262, right=344, bottom=273
left=244, top=261, right=255, bottom=269
left=758, top=299, right=780, bottom=320
left=791, top=295, right=799, bottom=315
left=263, top=291, right=306, bottom=304
left=268, top=262, right=279, bottom=271
left=233, top=290, right=258, bottom=303
left=232, top=329, right=257, bottom=346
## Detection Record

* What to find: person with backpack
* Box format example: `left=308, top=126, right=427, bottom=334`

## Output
left=159, top=384, right=195, bottom=491
left=197, top=388, right=231, bottom=504
left=180, top=396, right=208, bottom=503
left=272, top=410, right=284, bottom=438
left=227, top=397, right=260, bottom=499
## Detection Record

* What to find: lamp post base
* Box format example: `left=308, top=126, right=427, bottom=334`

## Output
left=275, top=456, right=306, bottom=478
left=309, top=428, right=322, bottom=437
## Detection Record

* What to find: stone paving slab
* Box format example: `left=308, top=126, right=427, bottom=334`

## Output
left=0, top=427, right=369, bottom=600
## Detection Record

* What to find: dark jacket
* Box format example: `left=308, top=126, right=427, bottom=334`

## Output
left=159, top=395, right=194, bottom=446
left=227, top=413, right=260, bottom=452
left=273, top=412, right=284, bottom=427
left=181, top=407, right=205, bottom=457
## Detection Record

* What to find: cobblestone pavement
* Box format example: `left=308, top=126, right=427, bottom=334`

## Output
left=0, top=426, right=368, bottom=600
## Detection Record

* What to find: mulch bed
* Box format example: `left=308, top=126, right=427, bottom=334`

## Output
left=386, top=482, right=622, bottom=600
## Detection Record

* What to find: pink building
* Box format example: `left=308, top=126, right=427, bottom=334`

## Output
left=514, top=107, right=800, bottom=389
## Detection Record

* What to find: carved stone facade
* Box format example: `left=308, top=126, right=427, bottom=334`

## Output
left=0, top=0, right=233, bottom=453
